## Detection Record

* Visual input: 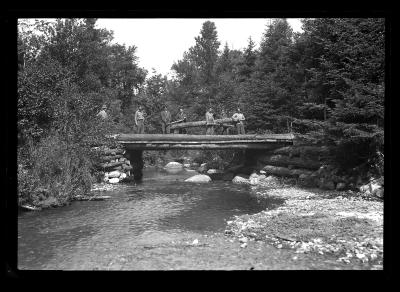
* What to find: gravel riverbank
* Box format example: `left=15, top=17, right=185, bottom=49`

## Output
left=225, top=183, right=383, bottom=270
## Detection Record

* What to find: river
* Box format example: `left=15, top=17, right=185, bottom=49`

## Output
left=17, top=167, right=359, bottom=270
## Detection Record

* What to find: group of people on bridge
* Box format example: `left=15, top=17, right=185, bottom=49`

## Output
left=97, top=104, right=246, bottom=135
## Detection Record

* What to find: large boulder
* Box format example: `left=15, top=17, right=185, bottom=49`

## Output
left=232, top=176, right=250, bottom=184
left=165, top=162, right=183, bottom=169
left=108, top=170, right=122, bottom=178
left=185, top=174, right=211, bottom=183
left=164, top=162, right=184, bottom=174
left=109, top=177, right=120, bottom=184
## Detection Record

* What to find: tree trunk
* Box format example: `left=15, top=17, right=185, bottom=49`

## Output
left=170, top=118, right=234, bottom=129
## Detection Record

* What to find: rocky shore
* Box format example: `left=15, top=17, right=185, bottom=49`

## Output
left=170, top=150, right=383, bottom=270
left=224, top=183, right=383, bottom=269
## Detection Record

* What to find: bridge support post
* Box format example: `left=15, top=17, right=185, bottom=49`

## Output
left=126, top=149, right=143, bottom=181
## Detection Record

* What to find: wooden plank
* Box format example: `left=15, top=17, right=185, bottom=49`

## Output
left=124, top=143, right=285, bottom=150
left=118, top=139, right=291, bottom=144
left=116, top=133, right=294, bottom=142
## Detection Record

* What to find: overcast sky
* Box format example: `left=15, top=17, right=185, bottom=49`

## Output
left=95, top=18, right=303, bottom=77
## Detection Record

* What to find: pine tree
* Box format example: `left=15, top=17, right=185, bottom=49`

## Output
left=294, top=18, right=385, bottom=170
left=245, top=19, right=295, bottom=133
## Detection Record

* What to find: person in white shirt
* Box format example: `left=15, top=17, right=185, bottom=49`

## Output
left=97, top=104, right=108, bottom=120
left=135, top=105, right=146, bottom=134
left=205, top=107, right=215, bottom=135
left=232, top=108, right=245, bottom=135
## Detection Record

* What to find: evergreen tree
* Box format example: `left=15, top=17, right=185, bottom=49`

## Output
left=294, top=18, right=385, bottom=171
left=238, top=37, right=257, bottom=80
left=245, top=19, right=296, bottom=133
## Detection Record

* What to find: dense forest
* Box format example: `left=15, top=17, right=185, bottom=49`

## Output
left=17, top=18, right=385, bottom=207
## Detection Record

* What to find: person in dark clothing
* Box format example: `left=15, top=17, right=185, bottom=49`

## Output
left=220, top=109, right=231, bottom=135
left=161, top=105, right=172, bottom=134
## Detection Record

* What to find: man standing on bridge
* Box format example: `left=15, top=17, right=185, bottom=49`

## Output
left=232, top=108, right=245, bottom=135
left=161, top=105, right=171, bottom=134
left=176, top=107, right=187, bottom=134
left=205, top=107, right=215, bottom=135
left=135, top=105, right=146, bottom=134
left=220, top=108, right=231, bottom=135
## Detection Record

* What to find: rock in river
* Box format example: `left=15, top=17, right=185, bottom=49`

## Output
left=232, top=176, right=250, bottom=184
left=108, top=177, right=120, bottom=184
left=108, top=170, right=122, bottom=178
left=185, top=174, right=211, bottom=183
left=249, top=173, right=259, bottom=185
left=165, top=162, right=183, bottom=169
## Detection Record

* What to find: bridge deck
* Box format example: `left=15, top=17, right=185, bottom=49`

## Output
left=116, top=133, right=294, bottom=150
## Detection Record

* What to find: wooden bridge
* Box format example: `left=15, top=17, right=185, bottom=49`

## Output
left=116, top=133, right=295, bottom=150
left=114, top=121, right=295, bottom=180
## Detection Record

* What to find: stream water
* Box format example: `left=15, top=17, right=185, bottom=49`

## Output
left=18, top=167, right=286, bottom=270
left=18, top=167, right=363, bottom=270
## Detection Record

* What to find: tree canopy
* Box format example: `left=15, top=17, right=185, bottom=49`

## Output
left=18, top=18, right=385, bottom=175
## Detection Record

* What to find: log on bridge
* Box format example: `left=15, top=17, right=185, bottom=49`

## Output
left=170, top=118, right=234, bottom=130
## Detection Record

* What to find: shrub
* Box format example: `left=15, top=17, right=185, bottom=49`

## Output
left=17, top=132, right=96, bottom=207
